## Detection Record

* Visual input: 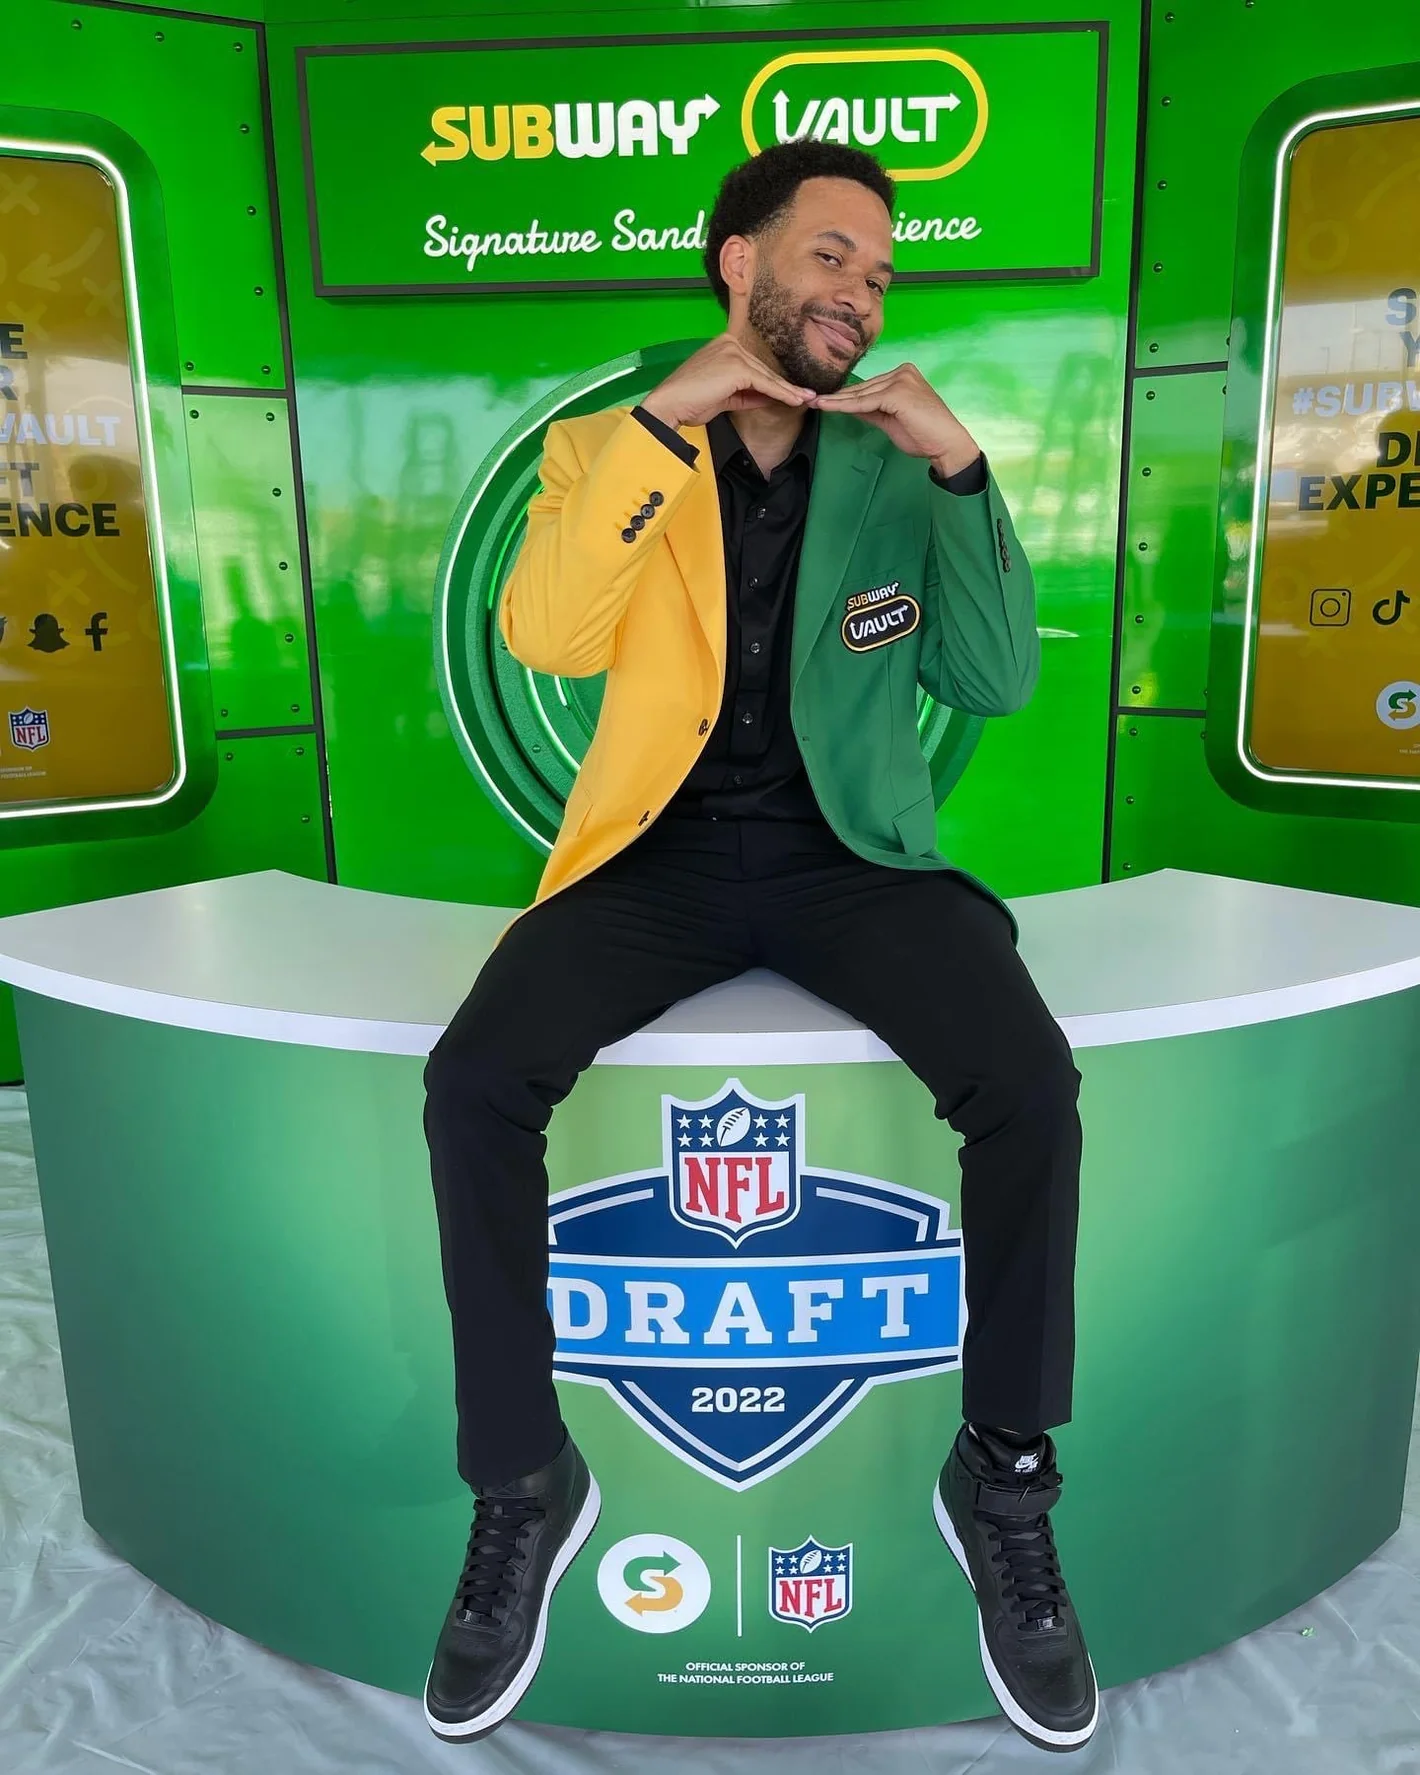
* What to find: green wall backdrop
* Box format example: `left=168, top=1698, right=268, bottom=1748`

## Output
left=1115, top=3, right=1420, bottom=892
left=1, top=0, right=1418, bottom=1085
left=1, top=1, right=330, bottom=1083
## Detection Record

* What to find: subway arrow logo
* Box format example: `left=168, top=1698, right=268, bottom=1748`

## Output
left=423, top=97, right=721, bottom=163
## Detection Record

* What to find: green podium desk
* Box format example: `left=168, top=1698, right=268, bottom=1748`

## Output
left=1, top=865, right=1418, bottom=1737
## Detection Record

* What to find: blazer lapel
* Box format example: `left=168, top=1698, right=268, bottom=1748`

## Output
left=663, top=422, right=725, bottom=676
left=792, top=411, right=882, bottom=686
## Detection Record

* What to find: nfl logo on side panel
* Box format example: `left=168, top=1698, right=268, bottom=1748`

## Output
left=9, top=708, right=50, bottom=750
left=769, top=1537, right=853, bottom=1631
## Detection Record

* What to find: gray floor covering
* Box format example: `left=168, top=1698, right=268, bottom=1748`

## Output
left=1, top=1085, right=1417, bottom=1773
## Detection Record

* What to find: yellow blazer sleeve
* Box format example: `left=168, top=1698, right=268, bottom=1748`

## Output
left=497, top=407, right=701, bottom=677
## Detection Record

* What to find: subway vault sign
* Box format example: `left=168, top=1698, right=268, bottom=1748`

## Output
left=297, top=24, right=1104, bottom=294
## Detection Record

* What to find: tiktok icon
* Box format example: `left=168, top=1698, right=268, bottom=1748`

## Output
left=1373, top=589, right=1411, bottom=626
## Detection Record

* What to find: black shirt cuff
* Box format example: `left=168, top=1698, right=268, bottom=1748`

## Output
left=928, top=450, right=987, bottom=496
left=632, top=404, right=699, bottom=468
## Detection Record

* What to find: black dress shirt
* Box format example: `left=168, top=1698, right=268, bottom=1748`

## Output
left=630, top=400, right=987, bottom=823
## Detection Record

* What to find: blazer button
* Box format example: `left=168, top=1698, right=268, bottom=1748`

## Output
left=649, top=490, right=664, bottom=506
left=630, top=512, right=646, bottom=530
left=698, top=718, right=709, bottom=734
left=621, top=527, right=637, bottom=543
left=640, top=502, right=656, bottom=519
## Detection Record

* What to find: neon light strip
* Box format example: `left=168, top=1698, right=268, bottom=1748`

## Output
left=523, top=664, right=583, bottom=773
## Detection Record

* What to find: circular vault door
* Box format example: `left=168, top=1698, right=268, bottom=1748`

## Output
left=434, top=340, right=982, bottom=852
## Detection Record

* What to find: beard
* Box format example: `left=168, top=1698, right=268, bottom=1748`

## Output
left=746, top=260, right=865, bottom=395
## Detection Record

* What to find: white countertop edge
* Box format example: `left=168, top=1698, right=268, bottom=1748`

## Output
left=597, top=952, right=1420, bottom=1059
left=1, top=958, right=445, bottom=1057
left=9, top=947, right=1420, bottom=1059
left=1055, top=952, right=1420, bottom=1050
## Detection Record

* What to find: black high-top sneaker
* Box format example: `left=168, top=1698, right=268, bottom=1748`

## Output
left=933, top=1423, right=1098, bottom=1753
left=423, top=1434, right=600, bottom=1741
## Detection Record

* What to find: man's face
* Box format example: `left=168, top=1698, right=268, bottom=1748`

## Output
left=742, top=175, right=893, bottom=395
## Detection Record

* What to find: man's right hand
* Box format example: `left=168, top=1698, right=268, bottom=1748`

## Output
left=639, top=335, right=816, bottom=430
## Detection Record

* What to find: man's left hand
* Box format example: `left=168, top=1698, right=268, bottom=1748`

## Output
left=810, top=364, right=981, bottom=479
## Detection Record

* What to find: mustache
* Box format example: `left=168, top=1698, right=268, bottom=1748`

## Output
left=804, top=310, right=863, bottom=345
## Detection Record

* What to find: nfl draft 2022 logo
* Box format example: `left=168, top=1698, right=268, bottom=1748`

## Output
left=547, top=1079, right=964, bottom=1490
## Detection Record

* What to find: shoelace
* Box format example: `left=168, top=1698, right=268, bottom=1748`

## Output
left=454, top=1494, right=545, bottom=1625
left=979, top=1490, right=1068, bottom=1630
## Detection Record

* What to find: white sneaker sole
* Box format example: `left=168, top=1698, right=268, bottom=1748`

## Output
left=424, top=1472, right=603, bottom=1740
left=932, top=1479, right=1100, bottom=1752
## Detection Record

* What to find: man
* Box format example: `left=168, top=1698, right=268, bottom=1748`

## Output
left=421, top=139, right=1097, bottom=1754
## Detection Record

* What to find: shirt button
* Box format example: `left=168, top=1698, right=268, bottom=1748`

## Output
left=649, top=490, right=664, bottom=506
left=698, top=718, right=709, bottom=735
left=749, top=641, right=762, bottom=654
left=740, top=711, right=754, bottom=725
left=747, top=576, right=760, bottom=589
left=732, top=774, right=744, bottom=786
left=640, top=502, right=656, bottom=520
left=630, top=513, right=646, bottom=530
left=753, top=506, right=766, bottom=520
left=620, top=527, right=637, bottom=543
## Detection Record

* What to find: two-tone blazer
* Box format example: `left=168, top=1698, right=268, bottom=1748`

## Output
left=494, top=403, right=1039, bottom=945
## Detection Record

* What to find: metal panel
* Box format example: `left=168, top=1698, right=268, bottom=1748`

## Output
left=1137, top=1, right=1420, bottom=371
left=1111, top=711, right=1420, bottom=893
left=211, top=733, right=327, bottom=875
left=1120, top=370, right=1225, bottom=713
left=31, top=6, right=283, bottom=388
left=184, top=395, right=315, bottom=731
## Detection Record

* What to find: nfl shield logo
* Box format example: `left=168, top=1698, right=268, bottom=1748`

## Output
left=769, top=1537, right=853, bottom=1631
left=669, top=1081, right=800, bottom=1247
left=8, top=708, right=49, bottom=751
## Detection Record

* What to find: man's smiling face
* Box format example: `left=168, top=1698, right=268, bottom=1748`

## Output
left=740, top=175, right=894, bottom=396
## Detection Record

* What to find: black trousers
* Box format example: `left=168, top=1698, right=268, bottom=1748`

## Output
left=423, top=815, right=1083, bottom=1492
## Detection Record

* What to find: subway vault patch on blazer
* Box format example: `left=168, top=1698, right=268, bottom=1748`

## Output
left=841, top=581, right=922, bottom=652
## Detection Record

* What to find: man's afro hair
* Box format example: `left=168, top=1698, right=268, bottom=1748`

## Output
left=703, top=140, right=895, bottom=313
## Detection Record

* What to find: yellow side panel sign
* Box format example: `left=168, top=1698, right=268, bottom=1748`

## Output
left=1248, top=113, right=1420, bottom=783
left=0, top=152, right=175, bottom=809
